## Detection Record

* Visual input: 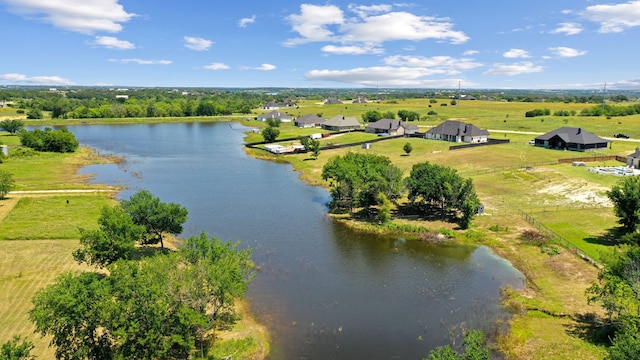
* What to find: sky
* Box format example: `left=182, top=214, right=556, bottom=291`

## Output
left=1, top=0, right=639, bottom=90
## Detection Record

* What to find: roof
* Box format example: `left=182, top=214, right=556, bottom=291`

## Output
left=535, top=127, right=610, bottom=145
left=366, top=118, right=417, bottom=132
left=257, top=110, right=291, bottom=120
left=427, top=120, right=488, bottom=137
left=324, top=115, right=361, bottom=128
left=295, top=114, right=325, bottom=124
left=324, top=98, right=343, bottom=104
left=629, top=147, right=640, bottom=159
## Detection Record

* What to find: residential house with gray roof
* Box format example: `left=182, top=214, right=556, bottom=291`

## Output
left=426, top=120, right=489, bottom=143
left=294, top=114, right=325, bottom=128
left=365, top=118, right=418, bottom=136
left=534, top=127, right=610, bottom=151
left=322, top=115, right=361, bottom=131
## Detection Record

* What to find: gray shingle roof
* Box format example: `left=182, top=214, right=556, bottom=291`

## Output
left=324, top=115, right=360, bottom=128
left=535, top=127, right=609, bottom=145
left=427, top=120, right=488, bottom=137
left=295, top=114, right=325, bottom=125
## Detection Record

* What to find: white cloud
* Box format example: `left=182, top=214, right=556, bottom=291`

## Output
left=3, top=0, right=135, bottom=34
left=203, top=63, right=230, bottom=70
left=243, top=64, right=276, bottom=71
left=284, top=4, right=468, bottom=47
left=550, top=22, right=583, bottom=35
left=548, top=46, right=587, bottom=58
left=284, top=4, right=344, bottom=46
left=93, top=36, right=135, bottom=49
left=383, top=55, right=482, bottom=73
left=503, top=48, right=530, bottom=59
left=582, top=1, right=640, bottom=33
left=609, top=79, right=640, bottom=89
left=305, top=66, right=472, bottom=87
left=184, top=36, right=213, bottom=51
left=109, top=58, right=172, bottom=65
left=463, top=50, right=479, bottom=56
left=0, top=73, right=74, bottom=85
left=483, top=62, right=544, bottom=76
left=238, top=15, right=256, bottom=28
left=321, top=44, right=384, bottom=55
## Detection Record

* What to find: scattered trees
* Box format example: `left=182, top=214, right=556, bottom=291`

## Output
left=121, top=190, right=188, bottom=250
left=0, top=119, right=24, bottom=134
left=397, top=109, right=420, bottom=122
left=0, top=170, right=15, bottom=199
left=19, top=127, right=79, bottom=153
left=608, top=176, right=640, bottom=233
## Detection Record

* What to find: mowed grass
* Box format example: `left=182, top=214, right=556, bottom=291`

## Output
left=0, top=239, right=90, bottom=359
left=0, top=194, right=115, bottom=240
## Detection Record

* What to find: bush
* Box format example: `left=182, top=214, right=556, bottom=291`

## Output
left=19, top=127, right=79, bottom=153
left=520, top=229, right=551, bottom=246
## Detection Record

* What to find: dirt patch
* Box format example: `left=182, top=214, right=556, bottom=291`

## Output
left=537, top=180, right=611, bottom=206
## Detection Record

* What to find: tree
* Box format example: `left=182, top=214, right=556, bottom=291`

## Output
left=607, top=330, right=640, bottom=360
left=18, top=127, right=79, bottom=153
left=26, top=109, right=42, bottom=119
left=322, top=152, right=403, bottom=214
left=1, top=336, right=35, bottom=360
left=382, top=110, right=396, bottom=119
left=361, top=110, right=382, bottom=123
left=403, top=142, right=413, bottom=155
left=300, top=136, right=321, bottom=159
left=73, top=205, right=145, bottom=267
left=261, top=126, right=280, bottom=143
left=0, top=170, right=15, bottom=199
left=121, top=190, right=188, bottom=250
left=406, top=162, right=480, bottom=228
left=608, top=176, right=640, bottom=233
left=265, top=117, right=281, bottom=128
left=0, top=119, right=24, bottom=134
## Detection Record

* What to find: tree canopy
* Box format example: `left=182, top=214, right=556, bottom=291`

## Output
left=18, top=127, right=79, bottom=153
left=0, top=119, right=24, bottom=134
left=608, top=176, right=640, bottom=233
left=121, top=190, right=188, bottom=250
left=0, top=170, right=15, bottom=199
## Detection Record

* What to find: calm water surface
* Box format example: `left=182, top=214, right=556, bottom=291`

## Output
left=68, top=122, right=524, bottom=359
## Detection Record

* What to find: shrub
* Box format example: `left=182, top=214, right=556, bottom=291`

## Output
left=520, top=229, right=551, bottom=246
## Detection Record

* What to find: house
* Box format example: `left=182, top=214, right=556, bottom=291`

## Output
left=459, top=94, right=477, bottom=100
left=324, top=98, right=343, bottom=105
left=365, top=119, right=418, bottom=136
left=352, top=97, right=368, bottom=104
left=322, top=115, right=361, bottom=131
left=627, top=148, right=640, bottom=169
left=534, top=127, right=610, bottom=152
left=256, top=110, right=292, bottom=122
left=261, top=101, right=280, bottom=110
left=425, top=120, right=489, bottom=143
left=294, top=114, right=325, bottom=128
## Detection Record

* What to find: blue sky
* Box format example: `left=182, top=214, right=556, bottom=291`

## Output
left=1, top=0, right=639, bottom=90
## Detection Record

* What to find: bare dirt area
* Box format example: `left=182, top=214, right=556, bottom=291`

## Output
left=537, top=180, right=612, bottom=207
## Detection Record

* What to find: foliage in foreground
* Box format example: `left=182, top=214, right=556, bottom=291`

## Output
left=1, top=336, right=34, bottom=360
left=30, top=232, right=254, bottom=360
left=426, top=330, right=490, bottom=360
left=608, top=176, right=640, bottom=233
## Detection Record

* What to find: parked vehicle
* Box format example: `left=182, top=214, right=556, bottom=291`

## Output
left=614, top=133, right=630, bottom=139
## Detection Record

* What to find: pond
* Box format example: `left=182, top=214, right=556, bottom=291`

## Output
left=68, top=122, right=524, bottom=359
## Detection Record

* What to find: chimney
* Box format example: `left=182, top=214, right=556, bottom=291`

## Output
left=577, top=127, right=582, bottom=134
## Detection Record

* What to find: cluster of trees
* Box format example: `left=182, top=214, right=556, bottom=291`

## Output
left=580, top=103, right=640, bottom=117
left=321, top=153, right=479, bottom=228
left=587, top=177, right=640, bottom=358
left=18, top=127, right=79, bottom=153
left=261, top=118, right=281, bottom=143
left=524, top=108, right=551, bottom=117
left=361, top=109, right=421, bottom=123
left=29, top=190, right=254, bottom=359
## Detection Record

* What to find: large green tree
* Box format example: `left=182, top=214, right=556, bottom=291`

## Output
left=322, top=152, right=403, bottom=214
left=0, top=119, right=24, bottom=134
left=18, top=127, right=79, bottom=153
left=121, top=190, right=188, bottom=250
left=608, top=176, right=640, bottom=233
left=361, top=110, right=382, bottom=123
left=405, top=162, right=480, bottom=229
left=73, top=205, right=146, bottom=267
left=261, top=126, right=280, bottom=143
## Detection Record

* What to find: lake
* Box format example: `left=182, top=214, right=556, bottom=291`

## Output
left=68, top=122, right=524, bottom=359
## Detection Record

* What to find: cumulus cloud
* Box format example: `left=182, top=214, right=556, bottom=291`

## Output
left=93, top=36, right=135, bottom=49
left=203, top=63, right=230, bottom=70
left=239, top=15, right=256, bottom=27
left=503, top=48, right=531, bottom=58
left=242, top=64, right=276, bottom=71
left=550, top=22, right=583, bottom=35
left=321, top=44, right=384, bottom=55
left=383, top=55, right=482, bottom=73
left=184, top=36, right=213, bottom=51
left=548, top=46, right=587, bottom=57
left=582, top=1, right=640, bottom=33
left=3, top=0, right=135, bottom=34
left=0, top=73, right=74, bottom=85
left=483, top=62, right=544, bottom=76
left=305, top=66, right=472, bottom=87
left=463, top=50, right=479, bottom=56
left=109, top=58, right=172, bottom=65
left=284, top=4, right=468, bottom=47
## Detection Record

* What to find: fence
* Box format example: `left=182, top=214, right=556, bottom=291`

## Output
left=517, top=209, right=601, bottom=268
left=557, top=155, right=626, bottom=164
left=449, top=138, right=510, bottom=151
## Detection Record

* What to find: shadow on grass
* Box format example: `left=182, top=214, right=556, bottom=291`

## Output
left=583, top=227, right=624, bottom=247
left=564, top=312, right=614, bottom=347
